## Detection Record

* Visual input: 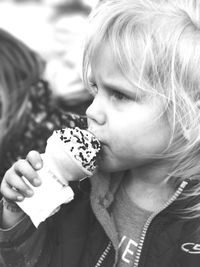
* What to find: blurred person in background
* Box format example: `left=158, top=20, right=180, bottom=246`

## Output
left=43, top=0, right=98, bottom=109
left=0, top=28, right=87, bottom=183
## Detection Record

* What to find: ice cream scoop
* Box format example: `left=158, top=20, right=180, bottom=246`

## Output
left=43, top=127, right=101, bottom=184
left=16, top=127, right=101, bottom=227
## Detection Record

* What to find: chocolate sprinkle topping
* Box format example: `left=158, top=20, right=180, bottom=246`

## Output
left=55, top=127, right=101, bottom=173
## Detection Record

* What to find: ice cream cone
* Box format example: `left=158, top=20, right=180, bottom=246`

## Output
left=42, top=131, right=92, bottom=185
left=16, top=127, right=100, bottom=227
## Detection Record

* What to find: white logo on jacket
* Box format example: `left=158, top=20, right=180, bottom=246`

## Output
left=182, top=243, right=200, bottom=254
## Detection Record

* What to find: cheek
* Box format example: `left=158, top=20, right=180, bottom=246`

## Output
left=109, top=112, right=170, bottom=155
left=130, top=117, right=171, bottom=155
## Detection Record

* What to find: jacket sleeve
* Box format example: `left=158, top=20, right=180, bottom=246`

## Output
left=0, top=200, right=51, bottom=267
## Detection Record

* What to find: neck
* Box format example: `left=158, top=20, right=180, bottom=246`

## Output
left=123, top=160, right=174, bottom=212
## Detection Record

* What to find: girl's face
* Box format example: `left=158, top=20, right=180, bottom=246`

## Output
left=86, top=43, right=171, bottom=172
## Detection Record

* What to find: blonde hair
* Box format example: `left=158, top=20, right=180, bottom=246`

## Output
left=0, top=29, right=44, bottom=156
left=83, top=0, right=200, bottom=217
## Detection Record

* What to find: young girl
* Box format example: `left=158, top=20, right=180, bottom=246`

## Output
left=1, top=0, right=200, bottom=266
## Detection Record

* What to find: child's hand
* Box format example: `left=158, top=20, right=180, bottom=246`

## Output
left=0, top=151, right=43, bottom=202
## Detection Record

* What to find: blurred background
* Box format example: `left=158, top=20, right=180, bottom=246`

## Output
left=0, top=0, right=99, bottom=113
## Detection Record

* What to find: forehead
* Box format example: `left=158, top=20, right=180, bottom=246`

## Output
left=89, top=42, right=149, bottom=101
left=90, top=42, right=125, bottom=81
left=88, top=41, right=169, bottom=110
left=89, top=42, right=145, bottom=93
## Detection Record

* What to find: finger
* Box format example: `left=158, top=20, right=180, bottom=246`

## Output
left=0, top=178, right=24, bottom=202
left=5, top=171, right=34, bottom=198
left=14, top=159, right=41, bottom=187
left=26, top=150, right=43, bottom=170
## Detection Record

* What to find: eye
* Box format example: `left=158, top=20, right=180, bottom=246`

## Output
left=110, top=90, right=131, bottom=101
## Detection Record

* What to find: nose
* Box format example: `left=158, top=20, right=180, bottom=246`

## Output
left=86, top=95, right=106, bottom=125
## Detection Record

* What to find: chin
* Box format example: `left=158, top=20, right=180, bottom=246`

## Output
left=97, top=150, right=133, bottom=172
left=97, top=160, right=114, bottom=172
left=97, top=159, right=127, bottom=173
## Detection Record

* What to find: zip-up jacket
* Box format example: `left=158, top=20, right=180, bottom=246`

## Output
left=0, top=172, right=200, bottom=267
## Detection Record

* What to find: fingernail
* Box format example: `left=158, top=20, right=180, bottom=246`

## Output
left=17, top=195, right=24, bottom=201
left=34, top=178, right=41, bottom=186
left=26, top=189, right=33, bottom=196
left=35, top=163, right=42, bottom=169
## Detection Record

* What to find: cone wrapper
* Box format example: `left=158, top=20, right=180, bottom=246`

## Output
left=16, top=159, right=74, bottom=228
left=16, top=127, right=100, bottom=227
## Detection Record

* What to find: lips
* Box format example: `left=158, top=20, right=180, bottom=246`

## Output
left=87, top=127, right=107, bottom=147
left=87, top=128, right=99, bottom=140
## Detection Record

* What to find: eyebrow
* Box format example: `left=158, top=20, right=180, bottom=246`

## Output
left=102, top=81, right=121, bottom=91
left=101, top=80, right=139, bottom=97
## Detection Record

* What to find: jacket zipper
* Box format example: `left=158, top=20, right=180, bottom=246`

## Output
left=133, top=180, right=188, bottom=267
left=94, top=241, right=112, bottom=267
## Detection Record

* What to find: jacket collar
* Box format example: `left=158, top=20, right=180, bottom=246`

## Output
left=89, top=171, right=124, bottom=250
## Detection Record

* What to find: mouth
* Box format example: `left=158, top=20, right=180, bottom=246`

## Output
left=87, top=128, right=99, bottom=140
left=87, top=128, right=107, bottom=148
